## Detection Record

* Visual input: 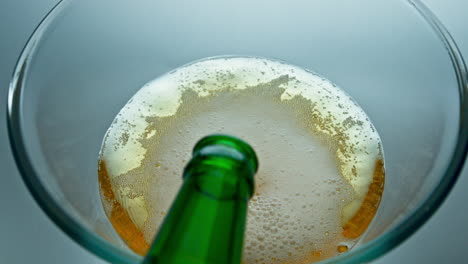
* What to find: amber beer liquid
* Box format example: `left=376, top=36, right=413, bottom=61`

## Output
left=97, top=57, right=385, bottom=263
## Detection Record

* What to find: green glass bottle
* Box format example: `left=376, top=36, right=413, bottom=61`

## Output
left=143, top=134, right=259, bottom=264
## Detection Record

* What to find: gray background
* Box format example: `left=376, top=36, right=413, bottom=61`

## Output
left=0, top=0, right=466, bottom=263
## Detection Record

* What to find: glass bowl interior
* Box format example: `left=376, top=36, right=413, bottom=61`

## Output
left=7, top=0, right=467, bottom=263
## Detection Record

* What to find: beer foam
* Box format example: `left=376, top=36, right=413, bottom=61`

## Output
left=98, top=57, right=384, bottom=262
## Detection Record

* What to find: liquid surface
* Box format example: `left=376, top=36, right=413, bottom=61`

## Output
left=98, top=57, right=385, bottom=262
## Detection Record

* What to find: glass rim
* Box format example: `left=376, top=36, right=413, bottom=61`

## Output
left=6, top=0, right=468, bottom=263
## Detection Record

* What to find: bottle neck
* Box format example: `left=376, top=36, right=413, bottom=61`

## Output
left=144, top=134, right=258, bottom=264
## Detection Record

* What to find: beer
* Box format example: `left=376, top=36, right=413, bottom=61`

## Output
left=98, top=57, right=385, bottom=263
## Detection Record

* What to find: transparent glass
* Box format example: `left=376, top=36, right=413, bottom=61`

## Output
left=6, top=0, right=467, bottom=263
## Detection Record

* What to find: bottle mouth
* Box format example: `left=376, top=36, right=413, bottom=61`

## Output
left=192, top=134, right=259, bottom=174
left=185, top=134, right=259, bottom=200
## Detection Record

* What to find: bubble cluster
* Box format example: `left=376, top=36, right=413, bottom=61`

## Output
left=97, top=57, right=384, bottom=263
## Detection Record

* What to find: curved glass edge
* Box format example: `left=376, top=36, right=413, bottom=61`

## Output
left=5, top=0, right=467, bottom=264
left=320, top=0, right=468, bottom=263
left=6, top=0, right=140, bottom=263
